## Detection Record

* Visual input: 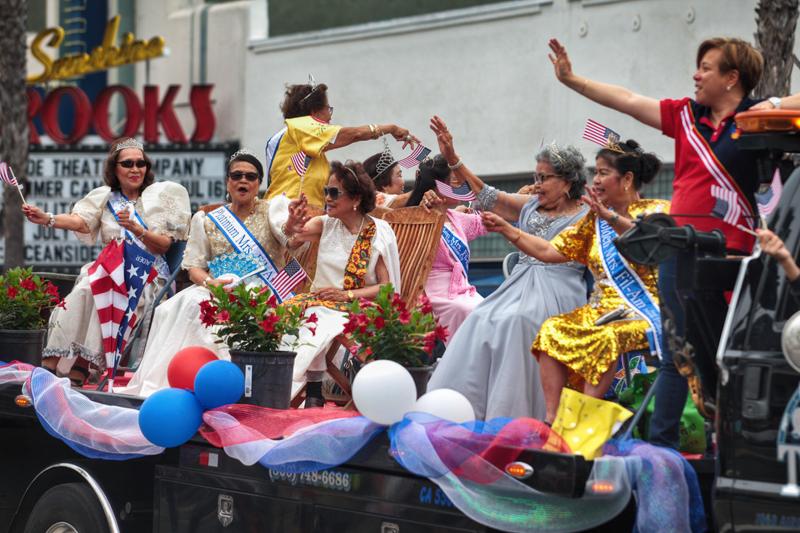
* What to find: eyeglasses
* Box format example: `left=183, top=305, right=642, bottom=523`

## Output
left=323, top=186, right=343, bottom=200
left=533, top=172, right=562, bottom=184
left=229, top=171, right=260, bottom=182
left=327, top=106, right=334, bottom=114
left=118, top=159, right=147, bottom=169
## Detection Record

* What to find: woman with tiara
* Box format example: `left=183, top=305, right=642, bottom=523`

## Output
left=264, top=79, right=420, bottom=209
left=23, top=138, right=191, bottom=386
left=120, top=150, right=306, bottom=397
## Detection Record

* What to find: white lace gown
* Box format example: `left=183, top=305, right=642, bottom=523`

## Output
left=289, top=216, right=401, bottom=399
left=118, top=197, right=290, bottom=397
left=44, top=183, right=191, bottom=375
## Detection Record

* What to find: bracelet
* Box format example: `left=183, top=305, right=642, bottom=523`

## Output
left=347, top=289, right=355, bottom=301
left=510, top=228, right=522, bottom=243
left=46, top=212, right=56, bottom=228
left=202, top=276, right=212, bottom=288
left=138, top=228, right=147, bottom=239
left=448, top=159, right=464, bottom=171
left=281, top=222, right=294, bottom=240
left=609, top=212, right=620, bottom=224
left=368, top=124, right=378, bottom=139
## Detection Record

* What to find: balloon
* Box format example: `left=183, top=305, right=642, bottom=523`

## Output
left=194, top=360, right=245, bottom=410
left=413, top=388, right=475, bottom=423
left=352, top=360, right=416, bottom=426
left=138, top=388, right=203, bottom=447
left=167, top=346, right=218, bottom=390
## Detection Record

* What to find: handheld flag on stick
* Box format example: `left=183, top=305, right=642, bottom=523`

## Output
left=0, top=162, right=26, bottom=204
left=397, top=145, right=431, bottom=169
left=756, top=167, right=783, bottom=218
left=270, top=257, right=308, bottom=301
left=582, top=119, right=622, bottom=151
left=291, top=151, right=311, bottom=192
left=435, top=181, right=476, bottom=202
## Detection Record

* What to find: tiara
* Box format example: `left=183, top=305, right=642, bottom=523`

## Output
left=373, top=137, right=396, bottom=179
left=114, top=138, right=143, bottom=152
left=230, top=148, right=257, bottom=162
left=299, top=73, right=319, bottom=103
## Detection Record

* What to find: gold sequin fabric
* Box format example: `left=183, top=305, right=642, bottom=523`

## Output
left=343, top=219, right=376, bottom=290
left=532, top=199, right=670, bottom=386
left=203, top=199, right=286, bottom=270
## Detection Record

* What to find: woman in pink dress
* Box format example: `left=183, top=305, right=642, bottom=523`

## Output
left=407, top=155, right=486, bottom=341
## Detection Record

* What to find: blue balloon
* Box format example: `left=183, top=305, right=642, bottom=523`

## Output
left=194, top=360, right=245, bottom=410
left=138, top=388, right=203, bottom=447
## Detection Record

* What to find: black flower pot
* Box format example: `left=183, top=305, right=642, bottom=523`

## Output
left=406, top=365, right=434, bottom=398
left=0, top=329, right=46, bottom=366
left=229, top=350, right=296, bottom=409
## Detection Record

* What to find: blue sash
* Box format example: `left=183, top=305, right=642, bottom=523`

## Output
left=206, top=205, right=290, bottom=301
left=441, top=225, right=470, bottom=278
left=595, top=216, right=663, bottom=357
left=106, top=192, right=169, bottom=280
left=265, top=126, right=287, bottom=186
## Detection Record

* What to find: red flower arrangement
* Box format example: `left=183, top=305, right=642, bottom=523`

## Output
left=344, top=283, right=447, bottom=367
left=200, top=282, right=316, bottom=352
left=0, top=268, right=64, bottom=330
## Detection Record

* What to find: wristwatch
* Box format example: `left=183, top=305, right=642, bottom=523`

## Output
left=46, top=213, right=56, bottom=228
left=768, top=96, right=782, bottom=109
left=347, top=290, right=355, bottom=300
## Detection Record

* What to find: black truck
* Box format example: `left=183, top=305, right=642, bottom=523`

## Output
left=2, top=115, right=800, bottom=532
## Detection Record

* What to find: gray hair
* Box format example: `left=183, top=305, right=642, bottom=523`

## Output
left=535, top=143, right=587, bottom=200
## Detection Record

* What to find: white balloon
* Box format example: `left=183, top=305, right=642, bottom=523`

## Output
left=352, top=360, right=417, bottom=425
left=413, top=389, right=475, bottom=423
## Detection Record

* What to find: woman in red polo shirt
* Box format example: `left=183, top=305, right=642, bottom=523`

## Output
left=547, top=36, right=800, bottom=449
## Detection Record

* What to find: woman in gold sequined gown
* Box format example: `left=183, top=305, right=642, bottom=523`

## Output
left=120, top=151, right=304, bottom=397
left=483, top=140, right=669, bottom=423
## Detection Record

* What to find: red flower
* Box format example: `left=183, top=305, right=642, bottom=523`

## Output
left=215, top=310, right=231, bottom=323
left=434, top=325, right=449, bottom=343
left=57, top=300, right=67, bottom=310
left=20, top=277, right=36, bottom=291
left=419, top=295, right=433, bottom=315
left=267, top=295, right=278, bottom=308
left=398, top=309, right=411, bottom=324
left=199, top=299, right=218, bottom=327
left=228, top=293, right=237, bottom=303
left=259, top=314, right=280, bottom=333
left=45, top=283, right=59, bottom=298
left=356, top=313, right=369, bottom=326
left=364, top=346, right=373, bottom=357
left=7, top=286, right=18, bottom=299
left=374, top=316, right=385, bottom=330
left=249, top=299, right=258, bottom=307
left=307, top=312, right=319, bottom=324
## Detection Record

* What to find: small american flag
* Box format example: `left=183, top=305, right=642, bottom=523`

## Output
left=711, top=185, right=742, bottom=225
left=397, top=145, right=431, bottom=169
left=0, top=162, right=18, bottom=186
left=582, top=119, right=621, bottom=147
left=435, top=181, right=476, bottom=202
left=756, top=167, right=783, bottom=217
left=271, top=258, right=307, bottom=301
left=291, top=151, right=311, bottom=177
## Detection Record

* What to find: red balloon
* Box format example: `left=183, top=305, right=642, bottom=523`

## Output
left=167, top=346, right=218, bottom=390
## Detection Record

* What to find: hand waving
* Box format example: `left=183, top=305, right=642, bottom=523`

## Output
left=548, top=38, right=574, bottom=83
left=429, top=116, right=458, bottom=163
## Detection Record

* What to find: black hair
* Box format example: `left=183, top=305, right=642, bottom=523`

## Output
left=227, top=152, right=265, bottom=183
left=596, top=139, right=661, bottom=190
left=329, top=160, right=376, bottom=214
left=407, top=155, right=450, bottom=207
left=362, top=151, right=399, bottom=191
left=280, top=83, right=329, bottom=119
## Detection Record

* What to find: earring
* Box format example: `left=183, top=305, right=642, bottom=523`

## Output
left=726, top=85, right=732, bottom=92
left=353, top=205, right=357, bottom=211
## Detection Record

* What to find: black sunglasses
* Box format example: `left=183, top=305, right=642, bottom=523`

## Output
left=117, top=159, right=147, bottom=169
left=228, top=171, right=260, bottom=182
left=323, top=186, right=343, bottom=200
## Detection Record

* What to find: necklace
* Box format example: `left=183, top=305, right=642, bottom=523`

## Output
left=229, top=200, right=256, bottom=218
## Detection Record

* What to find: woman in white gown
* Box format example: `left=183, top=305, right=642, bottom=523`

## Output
left=22, top=138, right=191, bottom=386
left=283, top=160, right=401, bottom=407
left=120, top=150, right=303, bottom=397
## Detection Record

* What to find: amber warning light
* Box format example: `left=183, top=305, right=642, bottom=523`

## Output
left=505, top=461, right=534, bottom=480
left=735, top=110, right=800, bottom=133
left=14, top=395, right=32, bottom=408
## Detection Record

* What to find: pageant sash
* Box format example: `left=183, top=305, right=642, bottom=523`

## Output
left=206, top=205, right=287, bottom=300
left=441, top=225, right=470, bottom=278
left=596, top=216, right=663, bottom=358
left=265, top=126, right=287, bottom=185
left=679, top=103, right=755, bottom=229
left=107, top=192, right=169, bottom=279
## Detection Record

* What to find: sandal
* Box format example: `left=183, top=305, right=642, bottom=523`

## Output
left=68, top=366, right=89, bottom=387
